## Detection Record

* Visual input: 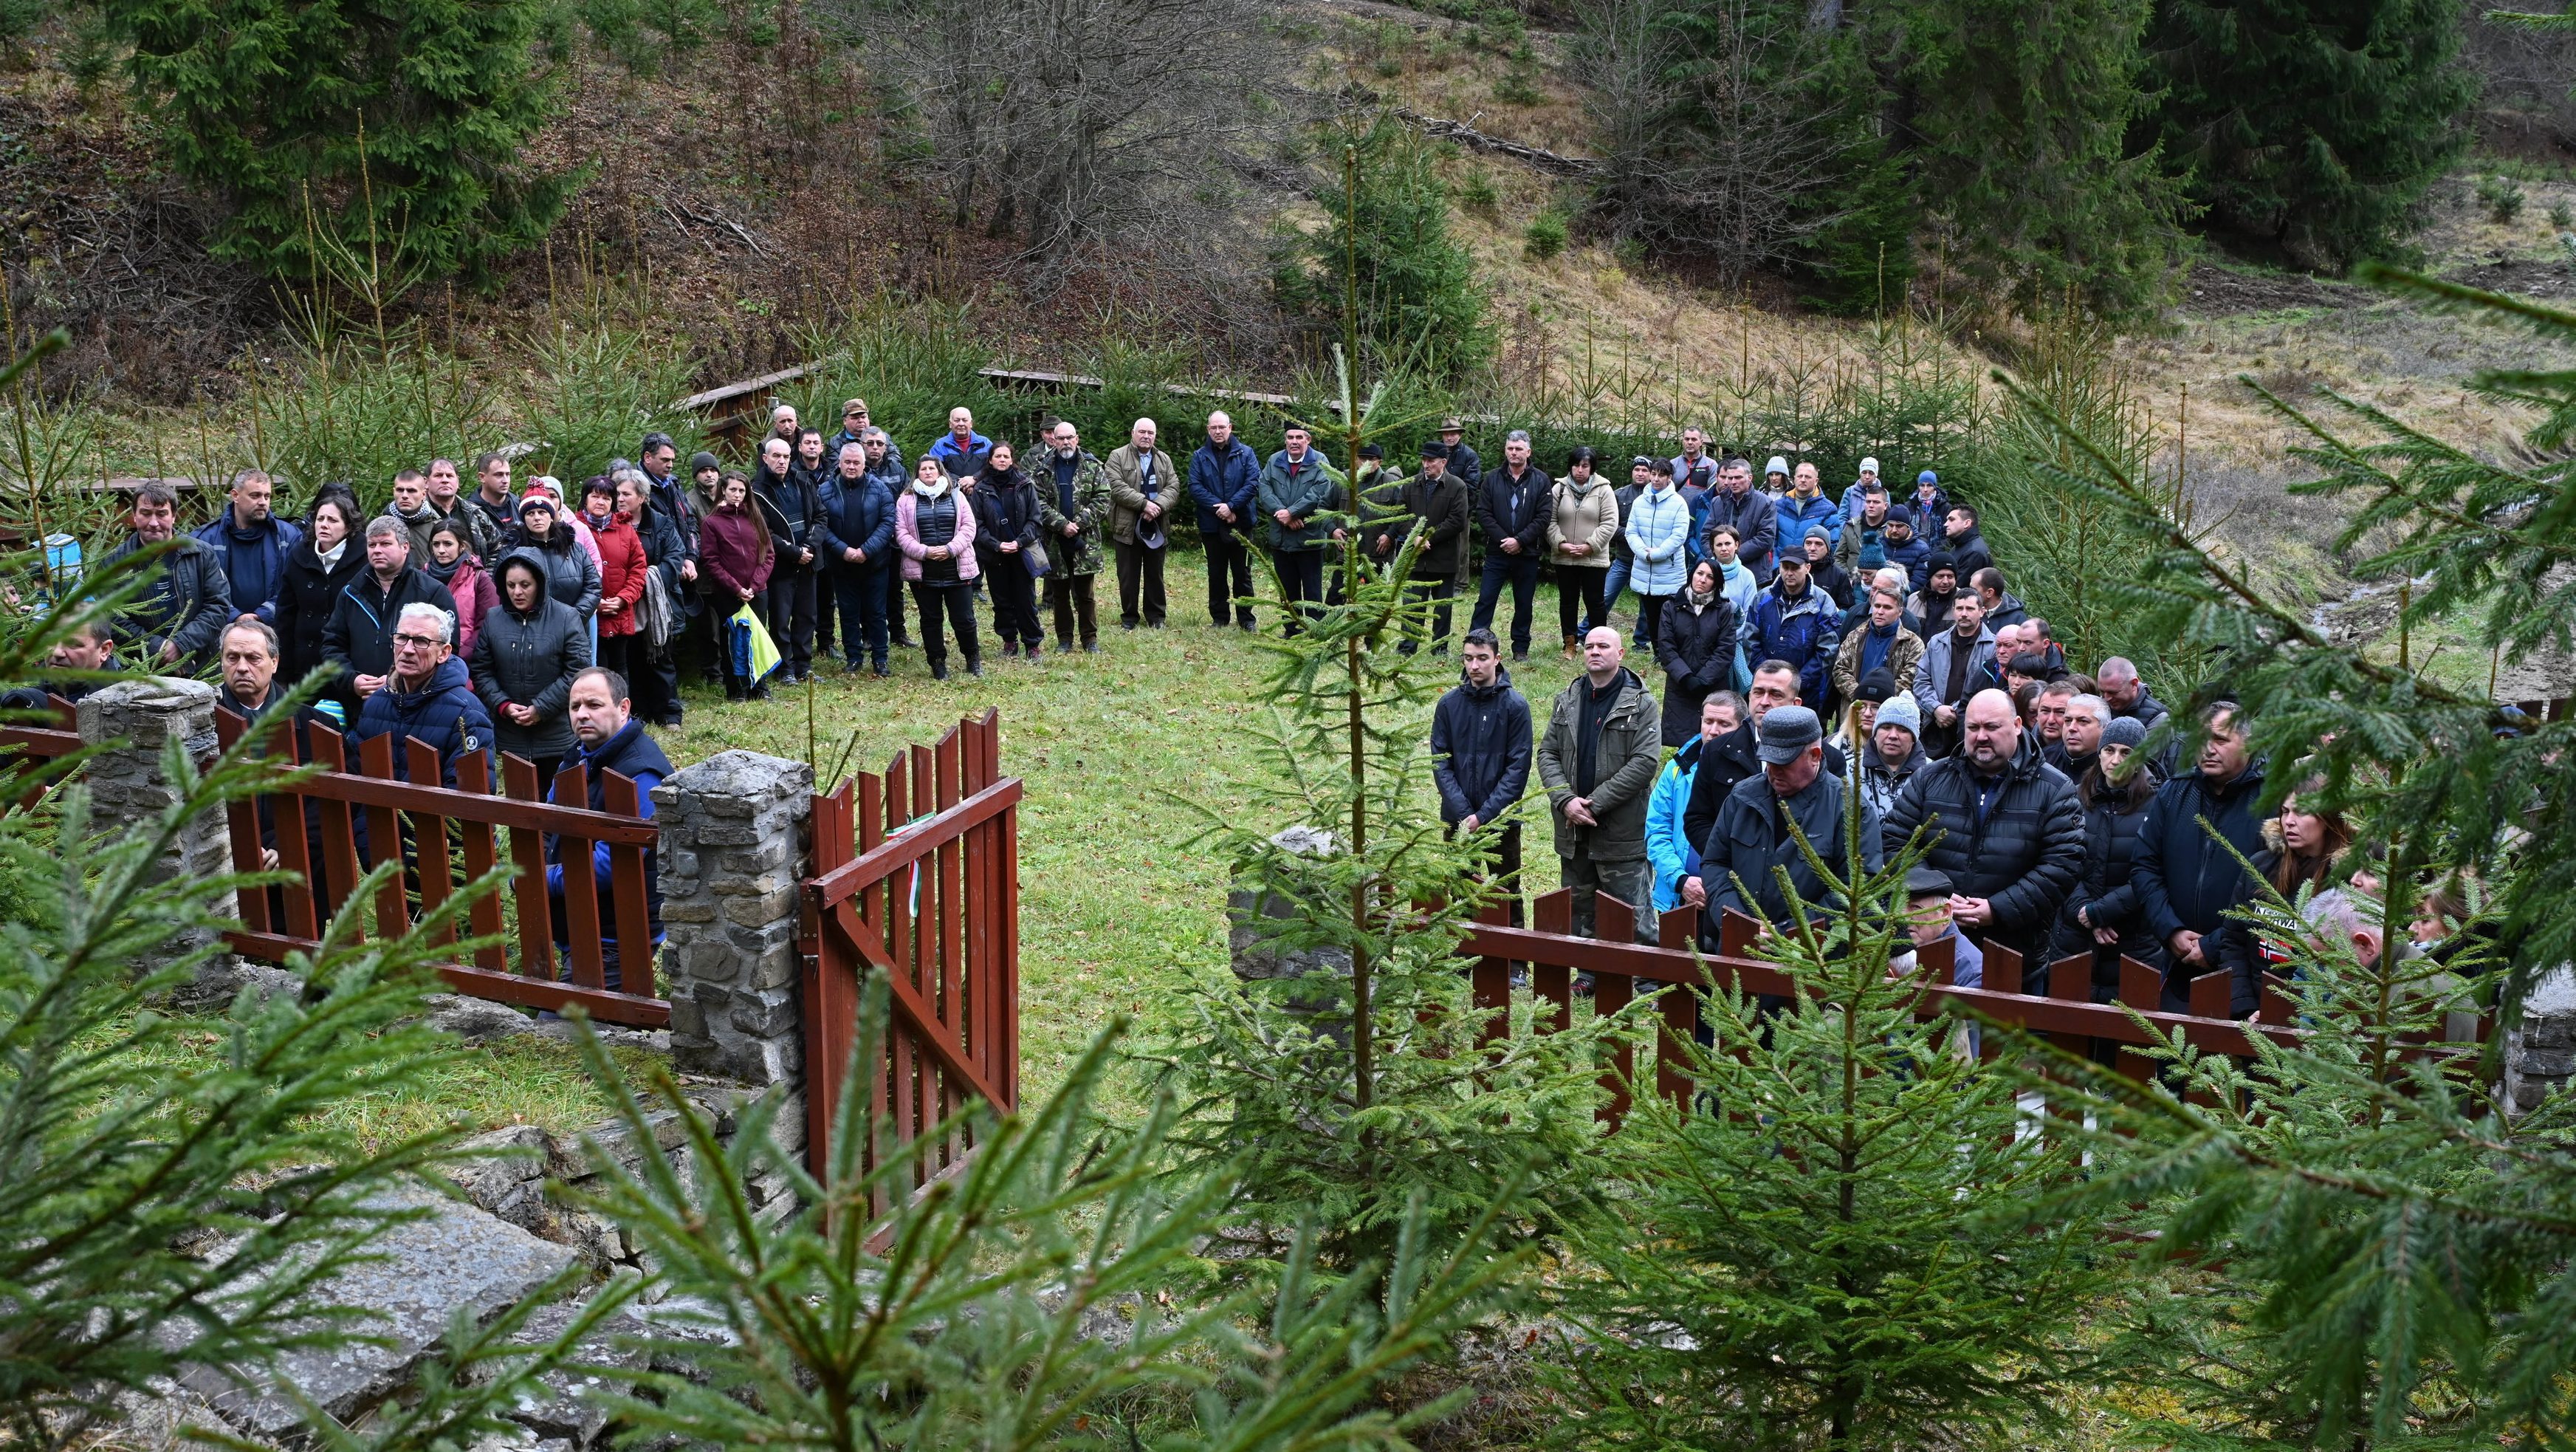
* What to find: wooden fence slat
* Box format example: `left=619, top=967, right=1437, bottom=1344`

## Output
left=355, top=733, right=412, bottom=937
left=1591, top=891, right=1636, bottom=1126
left=1655, top=906, right=1697, bottom=1109
left=309, top=733, right=366, bottom=942
left=1472, top=897, right=1511, bottom=1049
left=554, top=763, right=608, bottom=991
left=406, top=738, right=456, bottom=948
left=1532, top=889, right=1573, bottom=1028
left=455, top=752, right=509, bottom=972
left=502, top=755, right=554, bottom=979
left=602, top=772, right=656, bottom=999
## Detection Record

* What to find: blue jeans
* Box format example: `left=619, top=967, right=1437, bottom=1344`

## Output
left=1587, top=558, right=1630, bottom=638
left=831, top=564, right=890, bottom=669
left=1471, top=552, right=1542, bottom=654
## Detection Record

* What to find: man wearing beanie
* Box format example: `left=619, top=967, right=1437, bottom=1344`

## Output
left=1858, top=689, right=1926, bottom=821
left=1696, top=702, right=1882, bottom=944
left=1909, top=551, right=1961, bottom=635
left=1881, top=504, right=1931, bottom=592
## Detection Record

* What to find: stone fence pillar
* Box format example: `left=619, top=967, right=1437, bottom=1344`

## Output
left=77, top=677, right=238, bottom=996
left=653, top=751, right=812, bottom=1101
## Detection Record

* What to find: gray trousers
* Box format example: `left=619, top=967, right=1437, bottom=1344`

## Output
left=1564, top=853, right=1656, bottom=943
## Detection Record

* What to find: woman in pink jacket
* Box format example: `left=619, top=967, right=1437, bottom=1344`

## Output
left=895, top=453, right=982, bottom=679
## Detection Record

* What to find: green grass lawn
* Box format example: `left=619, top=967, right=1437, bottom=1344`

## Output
left=665, top=576, right=1616, bottom=1110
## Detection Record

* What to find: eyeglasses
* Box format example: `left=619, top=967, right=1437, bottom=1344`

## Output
left=393, top=632, right=443, bottom=649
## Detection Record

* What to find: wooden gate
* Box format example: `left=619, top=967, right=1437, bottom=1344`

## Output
left=800, top=710, right=1022, bottom=1182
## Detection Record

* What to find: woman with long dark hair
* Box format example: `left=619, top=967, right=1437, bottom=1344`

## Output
left=698, top=470, right=776, bottom=700
left=276, top=490, right=366, bottom=697
left=971, top=441, right=1044, bottom=658
left=2054, top=714, right=2165, bottom=1009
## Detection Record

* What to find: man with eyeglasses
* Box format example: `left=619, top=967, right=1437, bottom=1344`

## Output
left=323, top=516, right=459, bottom=717
left=347, top=602, right=491, bottom=789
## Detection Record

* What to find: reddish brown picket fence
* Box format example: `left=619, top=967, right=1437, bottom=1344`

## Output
left=800, top=710, right=1021, bottom=1189
left=211, top=708, right=671, bottom=1025
left=1462, top=892, right=2487, bottom=1128
left=0, top=694, right=81, bottom=810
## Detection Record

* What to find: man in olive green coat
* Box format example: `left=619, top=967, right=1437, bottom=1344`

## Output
left=1036, top=419, right=1114, bottom=653
left=1106, top=417, right=1183, bottom=630
left=1536, top=626, right=1665, bottom=942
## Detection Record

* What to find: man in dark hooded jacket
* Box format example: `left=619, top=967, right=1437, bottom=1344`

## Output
left=347, top=601, right=491, bottom=790
left=1432, top=629, right=1533, bottom=917
left=548, top=666, right=673, bottom=996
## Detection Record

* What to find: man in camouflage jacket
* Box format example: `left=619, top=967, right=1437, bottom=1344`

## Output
left=1035, top=419, right=1114, bottom=652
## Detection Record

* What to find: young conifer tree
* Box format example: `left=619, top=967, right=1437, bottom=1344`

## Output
left=1147, top=343, right=1628, bottom=1266
left=1545, top=790, right=2115, bottom=1451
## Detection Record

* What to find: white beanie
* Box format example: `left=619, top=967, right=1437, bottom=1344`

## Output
left=1765, top=456, right=1789, bottom=476
left=1874, top=692, right=1920, bottom=737
left=1858, top=456, right=1881, bottom=475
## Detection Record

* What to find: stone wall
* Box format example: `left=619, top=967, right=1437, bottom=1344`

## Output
left=653, top=750, right=811, bottom=1109
left=75, top=677, right=242, bottom=1002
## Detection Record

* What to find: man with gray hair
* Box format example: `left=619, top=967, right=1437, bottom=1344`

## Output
left=323, top=515, right=458, bottom=716
left=2055, top=691, right=2111, bottom=780
left=1472, top=428, right=1552, bottom=660
left=1106, top=417, right=1181, bottom=630
left=348, top=600, right=490, bottom=788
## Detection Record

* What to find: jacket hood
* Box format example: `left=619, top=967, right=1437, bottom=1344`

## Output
left=493, top=547, right=558, bottom=613
left=1456, top=664, right=1516, bottom=699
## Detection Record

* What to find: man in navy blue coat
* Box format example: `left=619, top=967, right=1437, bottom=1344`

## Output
left=1189, top=411, right=1263, bottom=631
left=1432, top=628, right=1533, bottom=924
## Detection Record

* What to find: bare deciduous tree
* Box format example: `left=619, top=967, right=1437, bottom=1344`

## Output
left=841, top=0, right=1300, bottom=299
left=1569, top=0, right=1859, bottom=286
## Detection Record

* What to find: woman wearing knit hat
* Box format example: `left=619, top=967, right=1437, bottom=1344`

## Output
left=2053, top=710, right=2164, bottom=1037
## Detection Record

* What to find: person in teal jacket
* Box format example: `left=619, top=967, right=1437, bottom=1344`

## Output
left=1256, top=425, right=1342, bottom=635
left=1646, top=688, right=1742, bottom=914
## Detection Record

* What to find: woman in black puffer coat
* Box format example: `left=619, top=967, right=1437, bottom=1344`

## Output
left=970, top=442, right=1044, bottom=657
left=275, top=491, right=367, bottom=697
left=1652, top=558, right=1739, bottom=747
left=2053, top=730, right=2166, bottom=998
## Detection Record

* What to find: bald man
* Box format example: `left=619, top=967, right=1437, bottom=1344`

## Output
left=1536, top=626, right=1664, bottom=941
left=1107, top=417, right=1182, bottom=629
left=1878, top=686, right=2084, bottom=981
left=1189, top=411, right=1263, bottom=629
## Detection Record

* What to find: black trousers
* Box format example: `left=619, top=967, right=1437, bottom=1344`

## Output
left=987, top=559, right=1043, bottom=648
left=1557, top=567, right=1608, bottom=641
left=831, top=565, right=890, bottom=669
left=1272, top=549, right=1325, bottom=634
left=911, top=580, right=980, bottom=668
left=1472, top=552, right=1542, bottom=654
left=814, top=566, right=837, bottom=657
left=1047, top=572, right=1098, bottom=647
left=766, top=564, right=817, bottom=677
left=597, top=634, right=645, bottom=708
left=1632, top=593, right=1672, bottom=654
left=1203, top=530, right=1256, bottom=627
left=1116, top=539, right=1167, bottom=626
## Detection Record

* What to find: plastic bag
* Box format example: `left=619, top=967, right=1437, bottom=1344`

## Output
left=729, top=603, right=782, bottom=684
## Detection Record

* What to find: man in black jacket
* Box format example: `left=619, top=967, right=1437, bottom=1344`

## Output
left=1431, top=629, right=1532, bottom=923
left=1697, top=705, right=1882, bottom=940
left=1878, top=688, right=2084, bottom=982
left=1469, top=430, right=1551, bottom=661
left=1387, top=442, right=1470, bottom=653
left=2130, top=702, right=2267, bottom=1013
left=102, top=483, right=233, bottom=671
left=322, top=518, right=459, bottom=714
left=1682, top=659, right=1846, bottom=860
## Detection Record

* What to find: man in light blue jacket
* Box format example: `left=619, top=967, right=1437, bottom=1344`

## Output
left=1622, top=457, right=1691, bottom=648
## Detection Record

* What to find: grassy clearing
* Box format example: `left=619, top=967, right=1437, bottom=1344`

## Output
left=665, top=573, right=1611, bottom=1112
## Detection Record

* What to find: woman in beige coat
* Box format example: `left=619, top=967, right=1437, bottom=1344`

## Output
left=1546, top=447, right=1621, bottom=657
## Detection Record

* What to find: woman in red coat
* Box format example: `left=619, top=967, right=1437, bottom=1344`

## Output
left=582, top=475, right=652, bottom=693
left=698, top=470, right=776, bottom=699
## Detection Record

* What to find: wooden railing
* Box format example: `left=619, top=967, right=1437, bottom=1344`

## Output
left=1462, top=892, right=2480, bottom=1127
left=800, top=710, right=1021, bottom=1186
left=0, top=694, right=81, bottom=811
left=212, top=708, right=670, bottom=1025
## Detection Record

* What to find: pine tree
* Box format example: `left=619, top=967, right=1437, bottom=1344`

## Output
left=1545, top=793, right=2115, bottom=1450
left=103, top=0, right=569, bottom=283
left=2146, top=0, right=2471, bottom=270
left=1273, top=115, right=1494, bottom=384
left=1901, top=0, right=2195, bottom=319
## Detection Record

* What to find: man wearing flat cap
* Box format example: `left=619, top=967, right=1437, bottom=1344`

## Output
left=1696, top=702, right=1883, bottom=944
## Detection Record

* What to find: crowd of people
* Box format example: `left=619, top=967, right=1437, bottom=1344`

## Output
left=22, top=401, right=2473, bottom=1021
